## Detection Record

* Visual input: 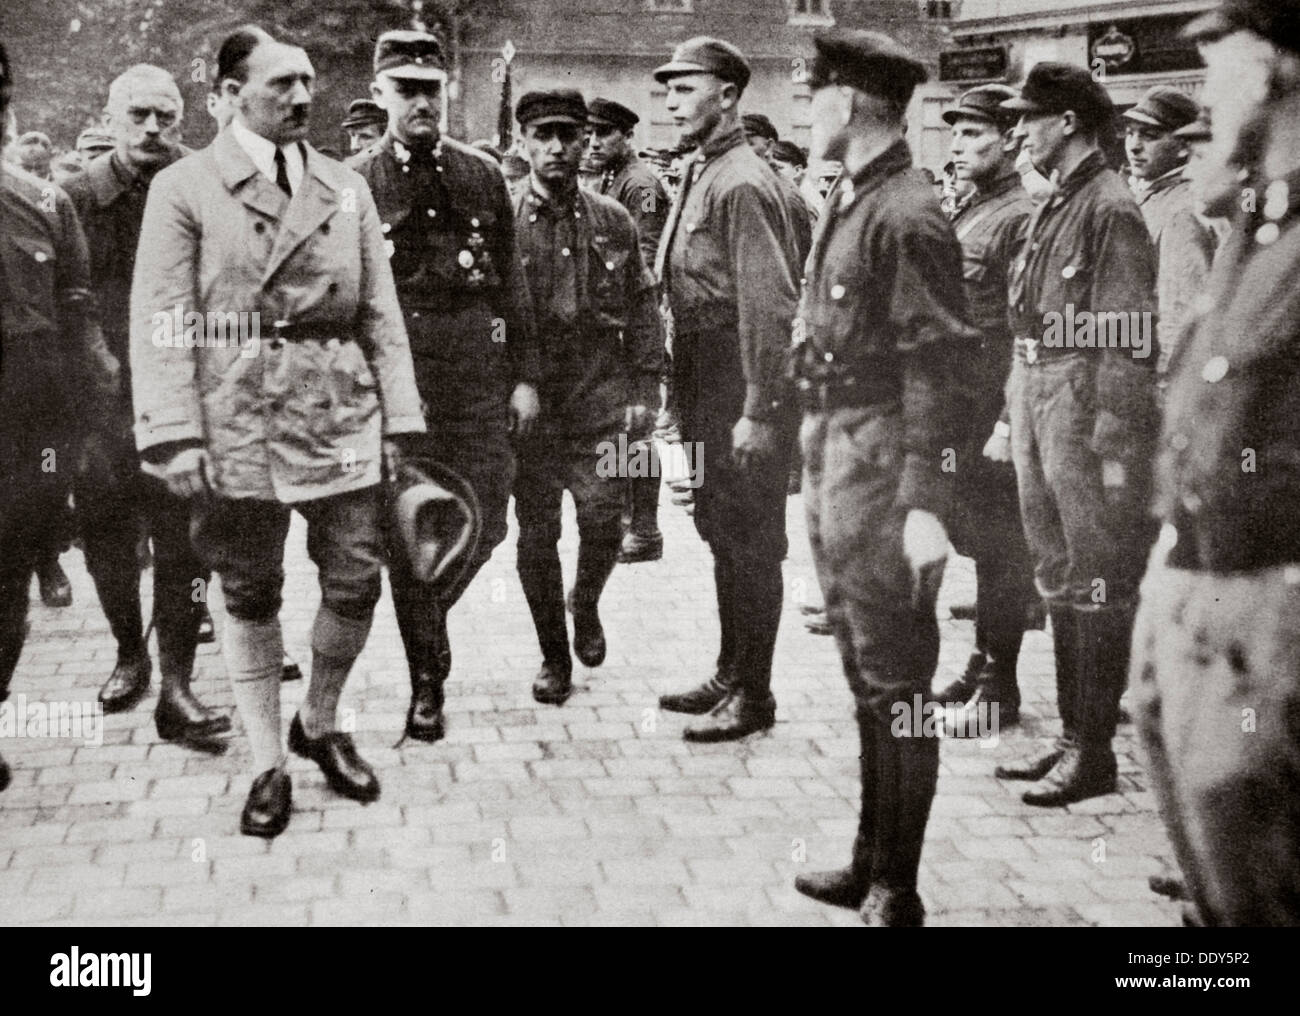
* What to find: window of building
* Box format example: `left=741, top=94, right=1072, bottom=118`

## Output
left=923, top=1, right=955, bottom=19
left=644, top=0, right=693, bottom=12
left=790, top=0, right=833, bottom=22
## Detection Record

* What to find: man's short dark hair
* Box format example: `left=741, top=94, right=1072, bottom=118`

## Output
left=215, top=24, right=268, bottom=92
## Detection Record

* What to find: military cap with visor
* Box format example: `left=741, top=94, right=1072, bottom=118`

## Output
left=374, top=29, right=446, bottom=80
left=1000, top=62, right=1115, bottom=130
left=1122, top=85, right=1199, bottom=132
left=807, top=29, right=928, bottom=106
left=653, top=37, right=751, bottom=91
left=342, top=98, right=387, bottom=129
left=588, top=98, right=639, bottom=132
left=943, top=83, right=1020, bottom=127
left=515, top=89, right=588, bottom=127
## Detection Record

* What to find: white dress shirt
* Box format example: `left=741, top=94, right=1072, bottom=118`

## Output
left=230, top=119, right=305, bottom=195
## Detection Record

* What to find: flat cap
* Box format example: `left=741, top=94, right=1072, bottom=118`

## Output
left=1123, top=85, right=1199, bottom=132
left=1185, top=0, right=1300, bottom=54
left=770, top=139, right=806, bottom=168
left=341, top=98, right=387, bottom=129
left=942, top=83, right=1020, bottom=126
left=374, top=29, right=446, bottom=80
left=653, top=37, right=751, bottom=91
left=1001, top=62, right=1114, bottom=129
left=1173, top=110, right=1213, bottom=142
left=17, top=131, right=51, bottom=148
left=515, top=89, right=587, bottom=127
left=75, top=126, right=116, bottom=154
left=741, top=113, right=779, bottom=141
left=588, top=98, right=639, bottom=131
left=808, top=29, right=927, bottom=107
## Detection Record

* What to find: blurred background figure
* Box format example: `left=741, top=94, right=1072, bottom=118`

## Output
left=76, top=126, right=116, bottom=161
left=14, top=129, right=52, bottom=179
left=340, top=98, right=386, bottom=152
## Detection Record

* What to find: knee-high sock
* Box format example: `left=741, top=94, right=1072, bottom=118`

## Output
left=223, top=616, right=285, bottom=773
left=301, top=607, right=372, bottom=738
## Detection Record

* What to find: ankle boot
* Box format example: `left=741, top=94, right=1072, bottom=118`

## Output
left=570, top=537, right=618, bottom=667
left=155, top=647, right=231, bottom=744
left=519, top=542, right=571, bottom=686
left=405, top=608, right=450, bottom=741
left=861, top=722, right=938, bottom=927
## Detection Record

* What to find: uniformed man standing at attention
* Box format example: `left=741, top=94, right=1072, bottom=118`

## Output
left=512, top=90, right=662, bottom=704
left=652, top=38, right=802, bottom=743
left=584, top=97, right=670, bottom=566
left=1, top=38, right=123, bottom=793
left=350, top=30, right=540, bottom=742
left=1132, top=0, right=1300, bottom=926
left=937, top=84, right=1039, bottom=734
left=789, top=30, right=974, bottom=926
left=1122, top=86, right=1218, bottom=374
left=993, top=64, right=1159, bottom=806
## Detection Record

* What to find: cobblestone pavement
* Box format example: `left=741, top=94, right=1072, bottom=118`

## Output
left=0, top=474, right=1181, bottom=927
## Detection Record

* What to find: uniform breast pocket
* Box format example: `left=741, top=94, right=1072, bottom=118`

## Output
left=590, top=236, right=631, bottom=324
left=3, top=232, right=57, bottom=311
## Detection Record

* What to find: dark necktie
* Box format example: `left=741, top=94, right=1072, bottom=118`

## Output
left=273, top=147, right=292, bottom=198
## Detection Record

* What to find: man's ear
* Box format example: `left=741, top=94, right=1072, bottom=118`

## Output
left=220, top=78, right=241, bottom=103
left=719, top=81, right=739, bottom=111
left=369, top=80, right=384, bottom=103
left=1061, top=110, right=1077, bottom=137
left=1000, top=125, right=1019, bottom=153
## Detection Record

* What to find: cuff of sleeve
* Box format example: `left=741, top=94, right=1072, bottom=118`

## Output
left=135, top=416, right=202, bottom=454
left=382, top=415, right=427, bottom=437
left=896, top=453, right=953, bottom=521
left=743, top=384, right=785, bottom=423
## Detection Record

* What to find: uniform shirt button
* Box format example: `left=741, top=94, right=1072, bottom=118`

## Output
left=401, top=165, right=409, bottom=173
left=1171, top=433, right=1189, bottom=451
left=561, top=247, right=571, bottom=257
left=529, top=214, right=538, bottom=223
left=471, top=217, right=480, bottom=227
left=1202, top=356, right=1229, bottom=383
left=1256, top=222, right=1280, bottom=246
left=823, top=352, right=834, bottom=363
left=381, top=222, right=391, bottom=233
left=606, top=261, right=615, bottom=271
left=427, top=208, right=436, bottom=218
left=830, top=284, right=845, bottom=300
left=685, top=223, right=695, bottom=233
left=254, top=222, right=266, bottom=234
left=1061, top=265, right=1077, bottom=279
left=33, top=250, right=48, bottom=262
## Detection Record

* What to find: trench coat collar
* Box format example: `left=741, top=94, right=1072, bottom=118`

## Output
left=214, top=126, right=344, bottom=284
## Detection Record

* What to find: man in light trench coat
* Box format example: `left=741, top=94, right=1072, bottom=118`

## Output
left=130, top=25, right=425, bottom=838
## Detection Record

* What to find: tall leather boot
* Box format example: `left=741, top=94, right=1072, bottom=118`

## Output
left=796, top=718, right=875, bottom=908
left=518, top=541, right=572, bottom=704
left=683, top=554, right=780, bottom=742
left=85, top=533, right=150, bottom=713
left=570, top=535, right=619, bottom=667
left=945, top=605, right=1025, bottom=737
left=390, top=566, right=451, bottom=742
left=619, top=466, right=663, bottom=564
left=1023, top=602, right=1125, bottom=807
left=660, top=553, right=737, bottom=714
left=996, top=601, right=1077, bottom=780
left=154, top=607, right=231, bottom=746
left=860, top=720, right=939, bottom=927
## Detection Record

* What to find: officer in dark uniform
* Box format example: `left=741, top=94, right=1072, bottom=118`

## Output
left=1, top=39, right=123, bottom=791
left=742, top=111, right=813, bottom=266
left=789, top=29, right=974, bottom=927
left=584, top=97, right=671, bottom=566
left=349, top=30, right=540, bottom=741
left=937, top=84, right=1039, bottom=733
left=652, top=38, right=802, bottom=743
left=341, top=98, right=387, bottom=153
left=512, top=90, right=663, bottom=704
left=62, top=64, right=231, bottom=746
left=1131, top=0, right=1300, bottom=926
left=993, top=64, right=1159, bottom=806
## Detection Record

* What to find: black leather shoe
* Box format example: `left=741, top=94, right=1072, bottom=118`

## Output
left=995, top=743, right=1067, bottom=781
left=405, top=678, right=445, bottom=742
left=38, top=559, right=72, bottom=608
left=532, top=661, right=573, bottom=705
left=155, top=687, right=232, bottom=744
left=860, top=886, right=925, bottom=927
left=0, top=753, right=10, bottom=793
left=281, top=655, right=302, bottom=682
left=1022, top=744, right=1117, bottom=807
left=794, top=866, right=869, bottom=909
left=935, top=652, right=984, bottom=705
left=196, top=605, right=215, bottom=644
left=618, top=531, right=663, bottom=564
left=240, top=768, right=292, bottom=838
left=1149, top=874, right=1187, bottom=901
left=942, top=685, right=1019, bottom=738
left=572, top=604, right=606, bottom=668
left=98, top=654, right=151, bottom=714
left=288, top=714, right=381, bottom=803
left=659, top=673, right=730, bottom=715
left=682, top=690, right=776, bottom=743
